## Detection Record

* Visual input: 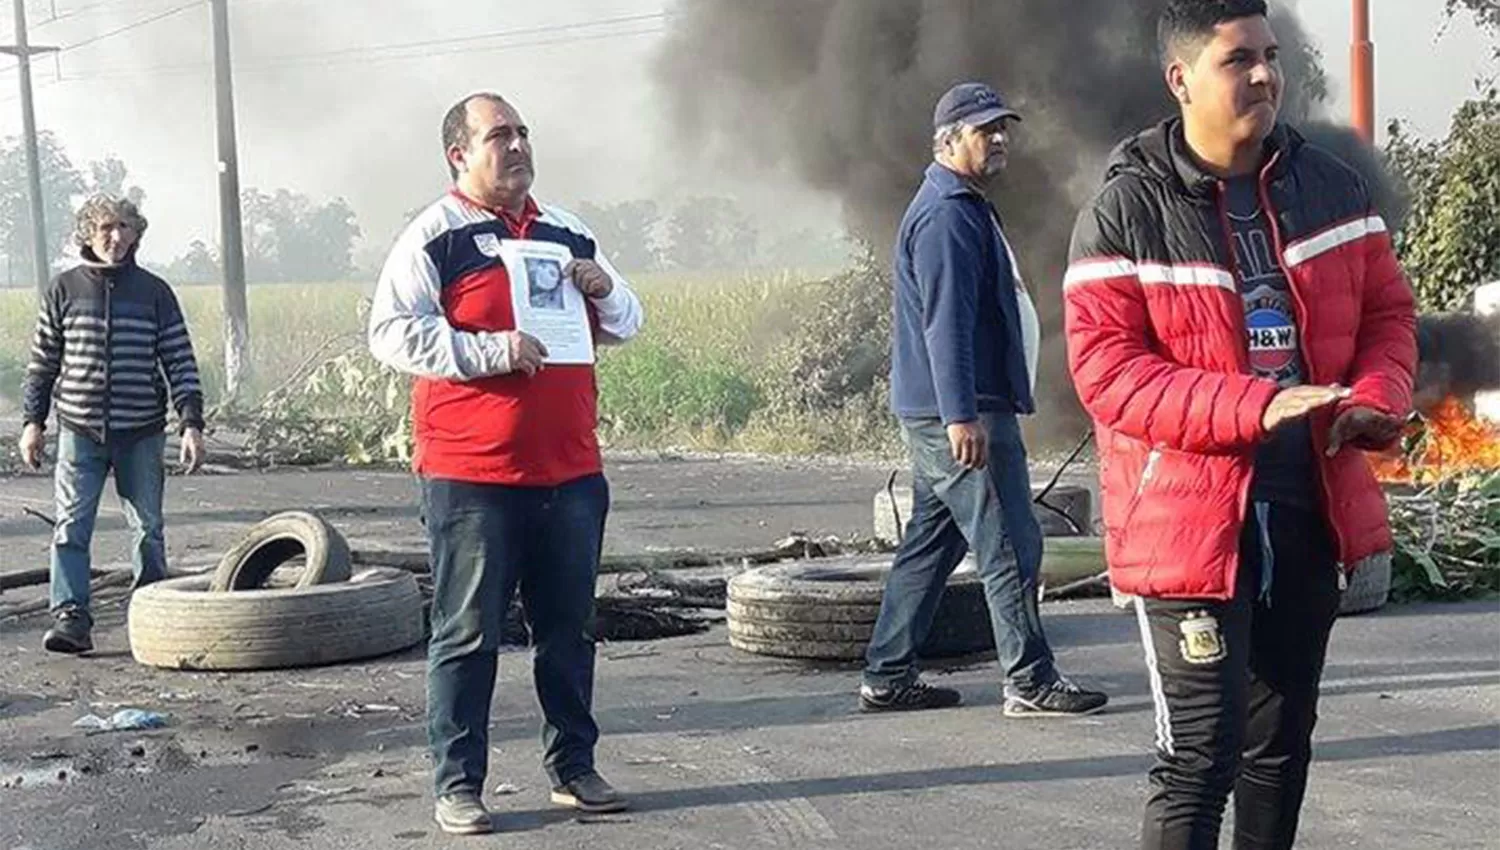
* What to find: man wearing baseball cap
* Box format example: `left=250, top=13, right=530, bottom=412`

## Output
left=859, top=82, right=1108, bottom=717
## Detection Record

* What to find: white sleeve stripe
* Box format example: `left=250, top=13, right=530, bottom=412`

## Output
left=1284, top=216, right=1386, bottom=267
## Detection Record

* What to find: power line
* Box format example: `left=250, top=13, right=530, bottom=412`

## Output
left=19, top=13, right=667, bottom=83
left=68, top=10, right=666, bottom=74
left=0, top=19, right=665, bottom=102
left=49, top=0, right=199, bottom=54
left=249, top=10, right=666, bottom=63
left=33, top=0, right=183, bottom=28
left=0, top=0, right=199, bottom=78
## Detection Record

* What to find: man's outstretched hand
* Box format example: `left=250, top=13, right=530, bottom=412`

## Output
left=1263, top=385, right=1350, bottom=432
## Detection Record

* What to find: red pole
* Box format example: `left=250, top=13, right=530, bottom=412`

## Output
left=1351, top=0, right=1374, bottom=144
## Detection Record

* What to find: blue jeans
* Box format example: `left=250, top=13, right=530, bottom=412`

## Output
left=864, top=412, right=1057, bottom=696
left=421, top=473, right=609, bottom=797
left=49, top=428, right=169, bottom=619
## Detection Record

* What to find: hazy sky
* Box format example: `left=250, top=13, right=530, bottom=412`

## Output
left=0, top=0, right=1492, bottom=268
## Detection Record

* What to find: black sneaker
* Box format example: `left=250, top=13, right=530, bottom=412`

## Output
left=43, top=607, right=93, bottom=655
left=1003, top=677, right=1107, bottom=718
left=859, top=679, right=962, bottom=713
left=551, top=771, right=628, bottom=813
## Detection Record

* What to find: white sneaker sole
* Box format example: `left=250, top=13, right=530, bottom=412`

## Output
left=1002, top=701, right=1107, bottom=719
left=434, top=812, right=493, bottom=835
left=550, top=790, right=628, bottom=813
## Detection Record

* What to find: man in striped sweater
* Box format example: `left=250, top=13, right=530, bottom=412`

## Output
left=18, top=195, right=206, bottom=655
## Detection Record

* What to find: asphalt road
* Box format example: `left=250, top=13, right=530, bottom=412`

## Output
left=1, top=457, right=1496, bottom=850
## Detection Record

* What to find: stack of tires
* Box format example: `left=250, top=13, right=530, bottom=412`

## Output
left=725, top=482, right=1109, bottom=662
left=726, top=556, right=992, bottom=660
left=127, top=511, right=425, bottom=671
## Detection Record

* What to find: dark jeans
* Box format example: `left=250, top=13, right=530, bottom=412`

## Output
left=1137, top=503, right=1342, bottom=850
left=863, top=412, right=1056, bottom=696
left=49, top=428, right=168, bottom=618
left=421, top=473, right=608, bottom=797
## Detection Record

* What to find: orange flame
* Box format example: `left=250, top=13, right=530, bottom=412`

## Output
left=1370, top=397, right=1500, bottom=484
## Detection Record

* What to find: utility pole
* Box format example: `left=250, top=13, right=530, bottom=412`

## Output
left=2, top=0, right=60, bottom=298
left=1351, top=0, right=1375, bottom=144
left=210, top=0, right=249, bottom=404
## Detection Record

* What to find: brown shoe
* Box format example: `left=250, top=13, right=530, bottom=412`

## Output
left=550, top=771, right=628, bottom=813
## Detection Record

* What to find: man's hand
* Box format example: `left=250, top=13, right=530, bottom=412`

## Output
left=19, top=423, right=44, bottom=470
left=1326, top=406, right=1405, bottom=457
left=505, top=330, right=549, bottom=377
left=565, top=259, right=613, bottom=298
left=947, top=420, right=988, bottom=470
left=1262, top=385, right=1351, bottom=432
left=180, top=426, right=205, bottom=474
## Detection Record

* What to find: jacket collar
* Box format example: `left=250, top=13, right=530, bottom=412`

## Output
left=1110, top=117, right=1299, bottom=200
left=77, top=245, right=138, bottom=277
left=449, top=188, right=540, bottom=233
left=924, top=161, right=986, bottom=200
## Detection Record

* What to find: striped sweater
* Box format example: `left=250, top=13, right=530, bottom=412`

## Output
left=22, top=256, right=205, bottom=442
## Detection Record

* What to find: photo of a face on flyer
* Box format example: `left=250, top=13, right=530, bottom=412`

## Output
left=526, top=257, right=566, bottom=311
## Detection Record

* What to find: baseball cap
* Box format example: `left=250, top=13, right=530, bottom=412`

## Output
left=933, top=82, right=1022, bottom=129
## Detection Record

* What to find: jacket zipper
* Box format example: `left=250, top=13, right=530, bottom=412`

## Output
left=1137, top=448, right=1162, bottom=498
left=1255, top=155, right=1349, bottom=581
left=102, top=274, right=113, bottom=440
left=1214, top=182, right=1258, bottom=597
left=1123, top=447, right=1163, bottom=531
left=1213, top=183, right=1252, bottom=373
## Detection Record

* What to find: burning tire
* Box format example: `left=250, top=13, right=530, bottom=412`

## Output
left=873, top=483, right=1093, bottom=546
left=208, top=510, right=353, bottom=592
left=128, top=568, right=424, bottom=670
left=726, top=556, right=992, bottom=660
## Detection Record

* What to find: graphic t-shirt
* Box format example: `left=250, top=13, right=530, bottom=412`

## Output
left=1225, top=176, right=1317, bottom=508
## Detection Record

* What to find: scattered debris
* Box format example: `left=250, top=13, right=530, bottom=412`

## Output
left=575, top=815, right=633, bottom=825
left=492, top=782, right=522, bottom=795
left=604, top=648, right=660, bottom=661
left=3, top=571, right=133, bottom=620
left=280, top=783, right=362, bottom=799
left=1042, top=571, right=1111, bottom=600
left=224, top=802, right=274, bottom=817
left=328, top=700, right=403, bottom=719
left=72, top=709, right=169, bottom=733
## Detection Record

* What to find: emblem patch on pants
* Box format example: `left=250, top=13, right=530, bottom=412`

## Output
left=1178, top=611, right=1226, bottom=664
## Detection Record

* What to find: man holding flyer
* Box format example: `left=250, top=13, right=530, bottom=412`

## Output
left=367, top=91, right=644, bottom=836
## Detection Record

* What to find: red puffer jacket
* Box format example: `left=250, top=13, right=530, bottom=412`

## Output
left=1064, top=119, right=1416, bottom=601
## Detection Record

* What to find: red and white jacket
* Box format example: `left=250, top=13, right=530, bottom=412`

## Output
left=367, top=191, right=644, bottom=486
left=1064, top=120, right=1416, bottom=600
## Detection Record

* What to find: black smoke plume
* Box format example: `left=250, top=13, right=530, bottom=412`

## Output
left=655, top=0, right=1401, bottom=439
left=1414, top=312, right=1500, bottom=412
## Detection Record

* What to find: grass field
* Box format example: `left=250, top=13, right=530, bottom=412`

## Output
left=0, top=270, right=904, bottom=459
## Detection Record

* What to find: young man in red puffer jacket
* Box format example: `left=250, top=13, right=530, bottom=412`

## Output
left=1063, top=1, right=1416, bottom=847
